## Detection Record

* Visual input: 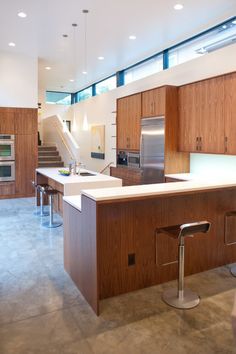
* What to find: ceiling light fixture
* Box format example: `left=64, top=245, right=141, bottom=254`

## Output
left=8, top=42, right=16, bottom=47
left=62, top=34, right=68, bottom=38
left=82, top=9, right=89, bottom=75
left=129, top=35, right=136, bottom=40
left=82, top=71, right=87, bottom=75
left=174, top=3, right=183, bottom=10
left=18, top=11, right=27, bottom=18
left=69, top=79, right=75, bottom=82
left=98, top=56, right=104, bottom=60
left=45, top=66, right=51, bottom=70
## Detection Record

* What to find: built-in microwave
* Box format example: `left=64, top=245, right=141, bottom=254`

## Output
left=0, top=135, right=15, bottom=161
left=128, top=152, right=140, bottom=168
left=0, top=161, right=15, bottom=181
left=117, top=151, right=128, bottom=166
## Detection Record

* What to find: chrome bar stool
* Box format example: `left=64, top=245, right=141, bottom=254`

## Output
left=31, top=181, right=49, bottom=216
left=156, top=221, right=211, bottom=309
left=42, top=188, right=62, bottom=228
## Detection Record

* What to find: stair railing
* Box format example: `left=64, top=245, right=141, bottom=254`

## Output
left=99, top=162, right=114, bottom=174
left=54, top=122, right=76, bottom=162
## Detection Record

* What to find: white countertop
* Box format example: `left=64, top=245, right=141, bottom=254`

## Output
left=81, top=173, right=236, bottom=202
left=63, top=195, right=82, bottom=211
left=36, top=167, right=122, bottom=196
left=165, top=173, right=196, bottom=181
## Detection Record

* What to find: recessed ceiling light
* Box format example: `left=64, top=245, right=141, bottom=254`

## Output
left=98, top=56, right=104, bottom=60
left=69, top=79, right=74, bottom=82
left=8, top=42, right=16, bottom=47
left=82, top=71, right=87, bottom=75
left=45, top=66, right=51, bottom=70
left=62, top=34, right=68, bottom=38
left=18, top=11, right=27, bottom=18
left=174, top=3, right=184, bottom=10
left=129, top=35, right=136, bottom=40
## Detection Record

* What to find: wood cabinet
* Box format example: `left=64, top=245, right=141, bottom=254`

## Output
left=15, top=108, right=38, bottom=134
left=117, top=93, right=141, bottom=151
left=179, top=76, right=225, bottom=153
left=0, top=107, right=38, bottom=199
left=116, top=86, right=190, bottom=179
left=141, top=87, right=165, bottom=117
left=178, top=73, right=236, bottom=155
left=0, top=108, right=15, bottom=134
left=15, top=134, right=37, bottom=196
left=110, top=166, right=141, bottom=186
left=225, top=73, right=236, bottom=155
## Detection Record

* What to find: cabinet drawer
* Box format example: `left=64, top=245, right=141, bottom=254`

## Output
left=0, top=182, right=15, bottom=196
left=110, top=167, right=141, bottom=186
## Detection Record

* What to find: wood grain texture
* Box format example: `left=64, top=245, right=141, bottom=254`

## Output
left=225, top=72, right=236, bottom=155
left=14, top=108, right=38, bottom=135
left=64, top=196, right=99, bottom=315
left=0, top=108, right=15, bottom=134
left=117, top=93, right=141, bottom=151
left=15, top=134, right=38, bottom=196
left=0, top=182, right=15, bottom=196
left=95, top=188, right=236, bottom=299
left=141, top=86, right=166, bottom=117
left=110, top=166, right=141, bottom=186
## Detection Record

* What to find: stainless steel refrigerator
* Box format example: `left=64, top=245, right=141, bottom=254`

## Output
left=140, top=116, right=165, bottom=184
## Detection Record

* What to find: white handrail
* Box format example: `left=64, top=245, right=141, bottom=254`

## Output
left=53, top=123, right=75, bottom=161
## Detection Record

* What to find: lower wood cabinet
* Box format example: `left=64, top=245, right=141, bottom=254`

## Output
left=0, top=182, right=15, bottom=196
left=15, top=133, right=38, bottom=196
left=110, top=166, right=141, bottom=186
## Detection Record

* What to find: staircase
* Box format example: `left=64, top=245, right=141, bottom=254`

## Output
left=38, top=145, right=64, bottom=168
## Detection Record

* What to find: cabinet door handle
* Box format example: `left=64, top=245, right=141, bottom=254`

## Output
left=196, top=137, right=199, bottom=151
left=199, top=136, right=202, bottom=151
left=225, top=137, right=228, bottom=153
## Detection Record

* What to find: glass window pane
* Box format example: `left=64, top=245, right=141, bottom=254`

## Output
left=76, top=87, right=93, bottom=102
left=46, top=91, right=71, bottom=105
left=169, top=18, right=236, bottom=68
left=95, top=76, right=116, bottom=95
left=124, top=55, right=163, bottom=85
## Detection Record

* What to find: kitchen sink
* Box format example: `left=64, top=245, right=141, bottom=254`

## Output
left=78, top=172, right=96, bottom=176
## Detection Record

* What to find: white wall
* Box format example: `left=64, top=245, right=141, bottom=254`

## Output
left=42, top=43, right=236, bottom=173
left=0, top=51, right=38, bottom=108
left=38, top=88, right=71, bottom=141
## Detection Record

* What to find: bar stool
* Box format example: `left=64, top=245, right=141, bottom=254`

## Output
left=156, top=221, right=211, bottom=309
left=31, top=181, right=49, bottom=216
left=42, top=188, right=62, bottom=228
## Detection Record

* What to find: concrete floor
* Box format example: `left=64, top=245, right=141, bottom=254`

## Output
left=0, top=197, right=236, bottom=354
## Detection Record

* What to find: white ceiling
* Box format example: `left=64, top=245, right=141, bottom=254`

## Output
left=1, top=0, right=236, bottom=93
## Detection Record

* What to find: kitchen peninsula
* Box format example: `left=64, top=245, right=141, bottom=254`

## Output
left=64, top=175, right=236, bottom=315
left=35, top=167, right=122, bottom=214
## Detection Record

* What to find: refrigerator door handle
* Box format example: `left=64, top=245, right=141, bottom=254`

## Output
left=140, top=132, right=143, bottom=169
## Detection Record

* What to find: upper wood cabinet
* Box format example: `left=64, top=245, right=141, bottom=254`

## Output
left=0, top=108, right=15, bottom=134
left=0, top=107, right=38, bottom=135
left=117, top=93, right=141, bottom=151
left=179, top=76, right=225, bottom=154
left=15, top=108, right=38, bottom=135
left=142, top=87, right=165, bottom=117
left=225, top=73, right=236, bottom=155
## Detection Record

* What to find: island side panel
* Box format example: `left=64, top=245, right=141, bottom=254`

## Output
left=63, top=197, right=99, bottom=315
left=97, top=188, right=236, bottom=299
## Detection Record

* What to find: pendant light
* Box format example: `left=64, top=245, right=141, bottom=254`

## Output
left=82, top=9, right=89, bottom=131
left=82, top=9, right=89, bottom=75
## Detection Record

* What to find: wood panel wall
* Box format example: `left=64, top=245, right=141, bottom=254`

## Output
left=0, top=107, right=38, bottom=199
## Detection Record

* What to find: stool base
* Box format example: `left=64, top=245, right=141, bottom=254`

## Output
left=162, top=288, right=200, bottom=309
left=42, top=221, right=62, bottom=228
left=230, top=265, right=236, bottom=277
left=34, top=210, right=49, bottom=216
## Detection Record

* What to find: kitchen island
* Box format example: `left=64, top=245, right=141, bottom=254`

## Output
left=63, top=174, right=236, bottom=315
left=35, top=167, right=122, bottom=214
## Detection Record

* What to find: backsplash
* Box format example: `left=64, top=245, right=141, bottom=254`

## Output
left=190, top=153, right=236, bottom=176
